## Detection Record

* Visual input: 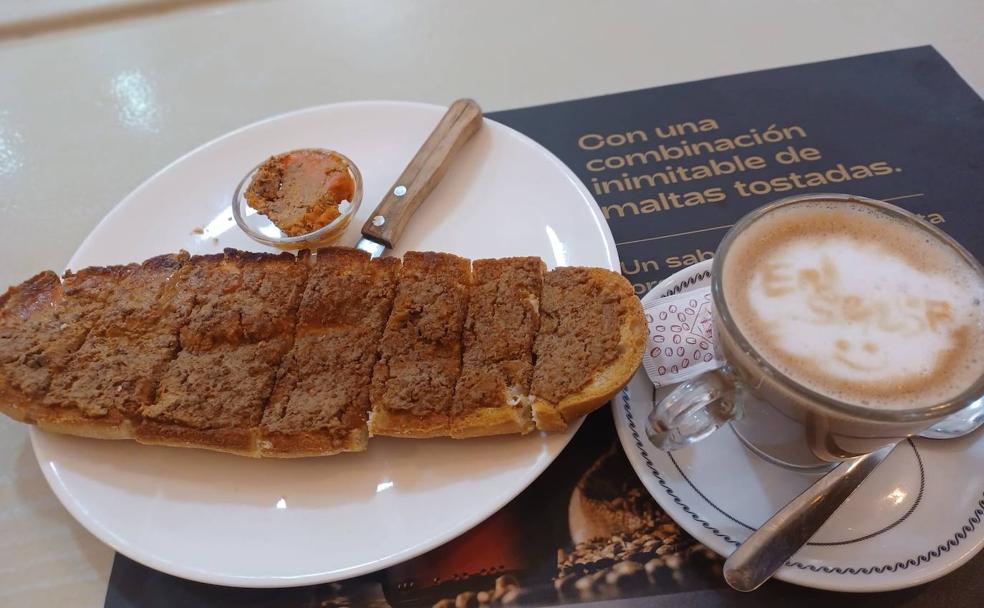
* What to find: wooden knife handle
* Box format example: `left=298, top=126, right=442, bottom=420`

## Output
left=360, top=98, right=483, bottom=248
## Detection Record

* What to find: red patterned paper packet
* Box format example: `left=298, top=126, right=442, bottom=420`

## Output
left=642, top=288, right=722, bottom=386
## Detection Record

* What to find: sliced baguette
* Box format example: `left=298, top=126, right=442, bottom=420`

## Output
left=0, top=248, right=647, bottom=456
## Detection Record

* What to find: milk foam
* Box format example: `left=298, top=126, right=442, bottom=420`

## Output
left=724, top=202, right=984, bottom=409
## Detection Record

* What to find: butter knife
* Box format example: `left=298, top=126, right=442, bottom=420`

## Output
left=355, top=98, right=484, bottom=258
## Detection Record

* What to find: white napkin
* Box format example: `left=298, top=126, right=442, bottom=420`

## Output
left=642, top=286, right=722, bottom=387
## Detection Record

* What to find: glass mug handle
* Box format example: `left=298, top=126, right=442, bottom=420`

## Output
left=646, top=366, right=742, bottom=450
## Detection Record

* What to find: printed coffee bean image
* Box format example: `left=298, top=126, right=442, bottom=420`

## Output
left=426, top=441, right=724, bottom=607
left=430, top=575, right=523, bottom=608
left=557, top=443, right=724, bottom=601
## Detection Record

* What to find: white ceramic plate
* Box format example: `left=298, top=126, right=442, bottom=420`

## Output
left=30, top=101, right=618, bottom=587
left=614, top=260, right=984, bottom=592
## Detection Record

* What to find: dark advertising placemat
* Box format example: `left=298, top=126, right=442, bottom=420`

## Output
left=104, top=46, right=984, bottom=607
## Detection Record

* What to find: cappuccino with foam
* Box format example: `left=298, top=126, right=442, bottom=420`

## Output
left=722, top=200, right=984, bottom=410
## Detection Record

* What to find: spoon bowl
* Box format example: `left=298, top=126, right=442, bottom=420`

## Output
left=920, top=396, right=984, bottom=439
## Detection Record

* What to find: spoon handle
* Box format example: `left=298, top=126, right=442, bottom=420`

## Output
left=722, top=443, right=897, bottom=592
left=360, top=98, right=483, bottom=249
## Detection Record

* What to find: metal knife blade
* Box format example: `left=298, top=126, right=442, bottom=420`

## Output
left=355, top=236, right=388, bottom=259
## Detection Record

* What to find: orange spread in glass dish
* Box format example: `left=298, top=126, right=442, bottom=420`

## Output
left=243, top=149, right=356, bottom=237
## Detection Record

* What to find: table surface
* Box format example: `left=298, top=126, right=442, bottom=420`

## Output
left=1, top=1, right=983, bottom=605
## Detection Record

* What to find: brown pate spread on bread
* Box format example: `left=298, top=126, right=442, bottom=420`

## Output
left=369, top=251, right=471, bottom=438
left=137, top=250, right=307, bottom=454
left=261, top=247, right=399, bottom=455
left=0, top=248, right=645, bottom=456
left=532, top=267, right=624, bottom=403
left=450, top=257, right=543, bottom=437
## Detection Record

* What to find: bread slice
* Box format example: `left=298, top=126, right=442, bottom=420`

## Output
left=260, top=248, right=399, bottom=457
left=173, top=249, right=306, bottom=352
left=530, top=267, right=645, bottom=431
left=369, top=251, right=471, bottom=438
left=450, top=257, right=543, bottom=438
left=138, top=340, right=290, bottom=456
left=0, top=254, right=193, bottom=440
left=44, top=253, right=190, bottom=437
left=0, top=271, right=75, bottom=427
left=0, top=267, right=108, bottom=405
left=135, top=250, right=308, bottom=456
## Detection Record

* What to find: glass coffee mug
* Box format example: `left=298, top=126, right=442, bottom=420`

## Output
left=647, top=193, right=984, bottom=471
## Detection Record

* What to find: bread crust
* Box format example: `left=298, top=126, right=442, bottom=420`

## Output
left=530, top=400, right=570, bottom=433
left=134, top=420, right=260, bottom=457
left=260, top=427, right=369, bottom=458
left=369, top=408, right=449, bottom=439
left=450, top=403, right=534, bottom=439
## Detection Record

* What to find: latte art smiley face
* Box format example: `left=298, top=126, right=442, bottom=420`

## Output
left=748, top=244, right=972, bottom=384
left=723, top=201, right=984, bottom=409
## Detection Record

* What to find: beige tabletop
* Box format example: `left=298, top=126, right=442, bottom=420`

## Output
left=1, top=1, right=983, bottom=605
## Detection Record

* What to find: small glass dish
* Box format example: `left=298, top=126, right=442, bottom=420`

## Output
left=232, top=148, right=363, bottom=250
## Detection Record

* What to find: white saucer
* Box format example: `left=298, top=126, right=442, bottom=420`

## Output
left=613, top=260, right=984, bottom=592
left=30, top=100, right=617, bottom=587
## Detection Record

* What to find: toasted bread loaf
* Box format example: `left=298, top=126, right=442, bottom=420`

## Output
left=450, top=257, right=543, bottom=438
left=530, top=267, right=646, bottom=431
left=0, top=248, right=645, bottom=456
left=369, top=251, right=471, bottom=438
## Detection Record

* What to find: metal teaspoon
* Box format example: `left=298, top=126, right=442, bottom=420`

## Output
left=722, top=397, right=984, bottom=592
